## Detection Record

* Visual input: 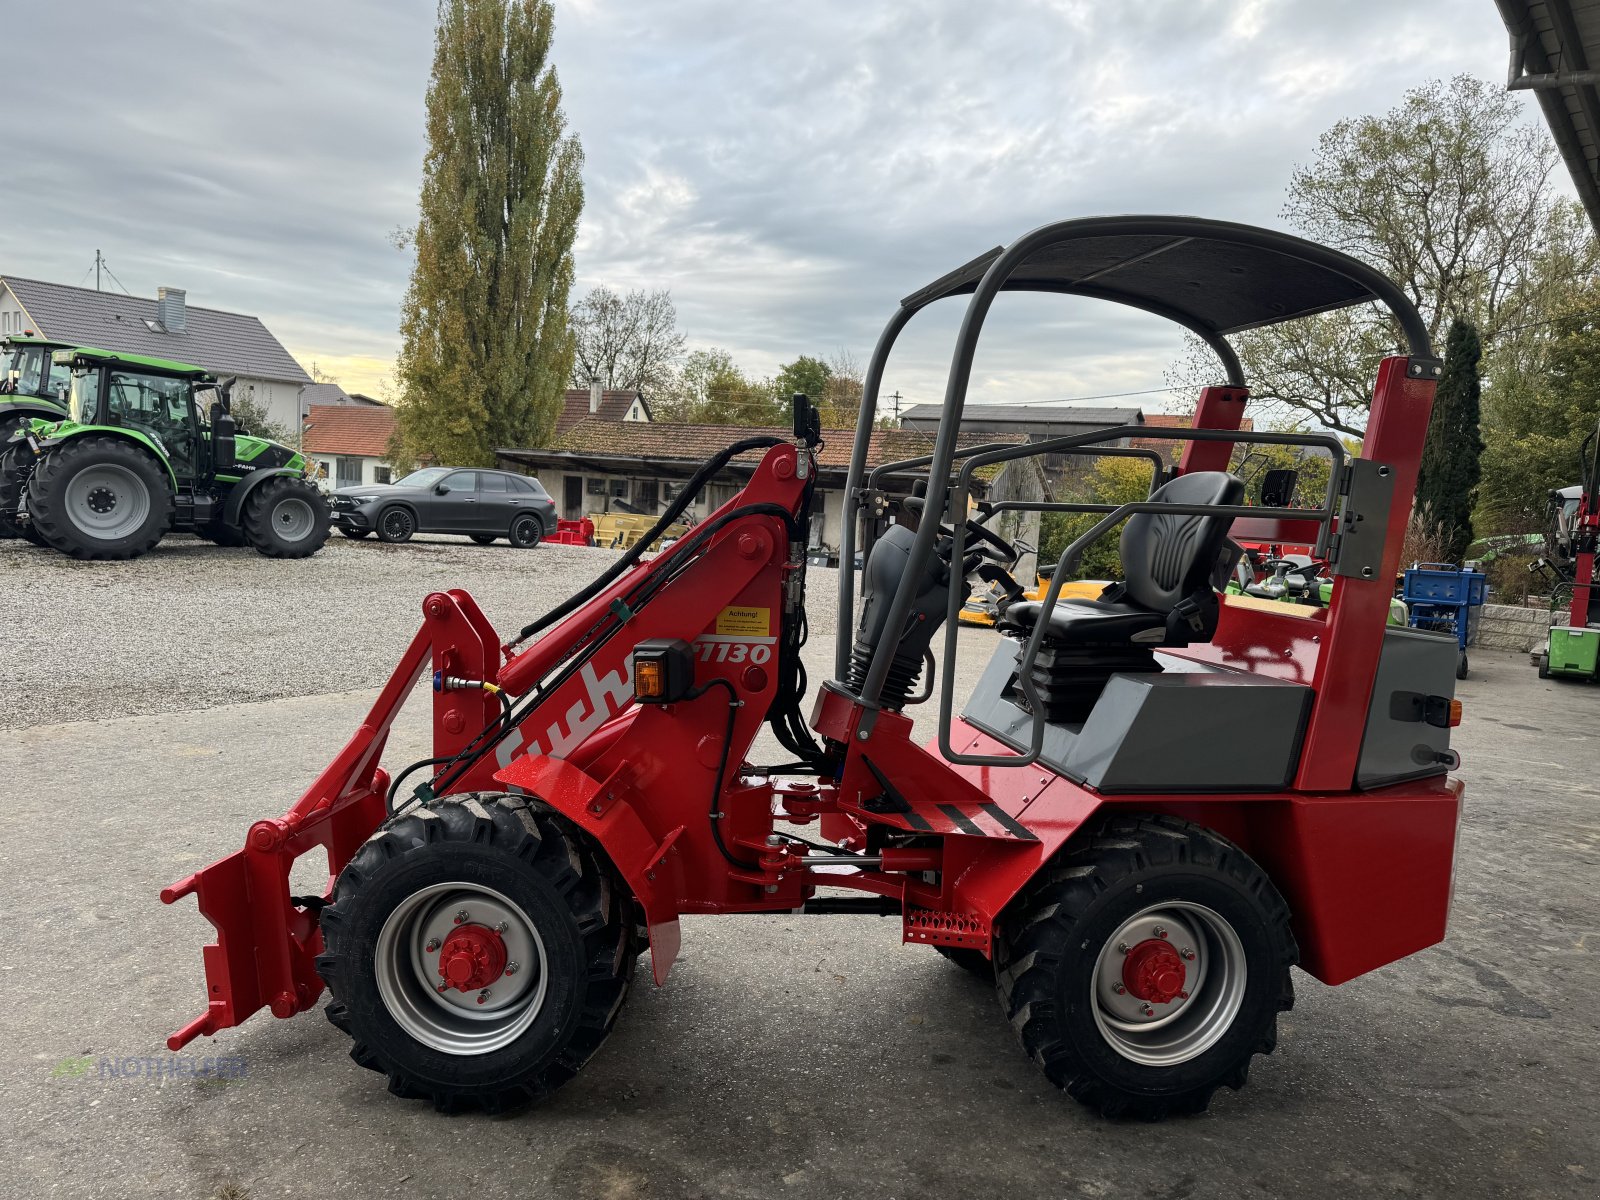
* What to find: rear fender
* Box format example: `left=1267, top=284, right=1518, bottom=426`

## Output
left=222, top=466, right=301, bottom=525
left=494, top=752, right=683, bottom=984
left=43, top=425, right=177, bottom=487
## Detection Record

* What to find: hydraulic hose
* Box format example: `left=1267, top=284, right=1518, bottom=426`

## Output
left=509, top=435, right=787, bottom=649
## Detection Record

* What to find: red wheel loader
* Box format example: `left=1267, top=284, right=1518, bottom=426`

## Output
left=164, top=216, right=1464, bottom=1119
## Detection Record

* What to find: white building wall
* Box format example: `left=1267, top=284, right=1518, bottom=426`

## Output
left=232, top=377, right=304, bottom=436
left=306, top=453, right=392, bottom=491
left=0, top=285, right=32, bottom=336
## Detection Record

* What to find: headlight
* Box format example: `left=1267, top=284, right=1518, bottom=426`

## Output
left=350, top=495, right=381, bottom=505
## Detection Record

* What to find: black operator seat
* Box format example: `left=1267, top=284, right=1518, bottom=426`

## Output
left=999, top=471, right=1245, bottom=651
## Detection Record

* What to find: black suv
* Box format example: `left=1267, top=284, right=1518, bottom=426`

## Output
left=332, top=467, right=558, bottom=547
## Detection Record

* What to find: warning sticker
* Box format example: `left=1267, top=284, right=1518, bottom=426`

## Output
left=715, top=606, right=772, bottom=636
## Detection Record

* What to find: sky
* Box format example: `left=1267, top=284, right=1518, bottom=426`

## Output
left=0, top=0, right=1546, bottom=415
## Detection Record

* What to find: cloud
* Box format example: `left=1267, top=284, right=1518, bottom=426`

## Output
left=1, top=0, right=1539, bottom=409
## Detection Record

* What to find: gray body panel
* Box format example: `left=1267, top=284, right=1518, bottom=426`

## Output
left=1354, top=625, right=1460, bottom=789
left=962, top=640, right=1311, bottom=793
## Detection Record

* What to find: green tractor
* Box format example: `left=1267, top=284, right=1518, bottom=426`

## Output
left=0, top=346, right=330, bottom=560
left=1, top=333, right=74, bottom=436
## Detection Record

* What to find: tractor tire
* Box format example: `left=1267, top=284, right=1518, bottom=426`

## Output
left=339, top=528, right=372, bottom=540
left=242, top=476, right=330, bottom=559
left=470, top=533, right=497, bottom=546
left=26, top=435, right=173, bottom=560
left=995, top=813, right=1297, bottom=1120
left=934, top=946, right=995, bottom=980
left=376, top=505, right=416, bottom=544
left=509, top=513, right=544, bottom=549
left=197, top=521, right=247, bottom=547
left=0, top=440, right=40, bottom=542
left=317, top=793, right=636, bottom=1113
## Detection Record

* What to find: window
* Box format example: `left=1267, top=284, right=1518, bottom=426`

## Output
left=586, top=477, right=606, bottom=495
left=396, top=467, right=449, bottom=489
left=480, top=472, right=508, bottom=493
left=68, top=369, right=100, bottom=423
left=634, top=480, right=659, bottom=508
left=373, top=466, right=392, bottom=485
left=608, top=478, right=628, bottom=499
left=108, top=370, right=195, bottom=472
left=442, top=471, right=477, bottom=492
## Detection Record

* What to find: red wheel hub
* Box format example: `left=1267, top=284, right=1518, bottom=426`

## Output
left=1122, top=938, right=1187, bottom=1005
left=436, top=923, right=508, bottom=991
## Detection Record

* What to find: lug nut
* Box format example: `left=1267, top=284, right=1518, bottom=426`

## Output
left=477, top=989, right=491, bottom=1004
left=425, top=938, right=440, bottom=952
left=504, top=961, right=519, bottom=976
left=1140, top=1003, right=1155, bottom=1017
left=1117, top=942, right=1130, bottom=954
left=453, top=910, right=469, bottom=925
left=1154, top=926, right=1168, bottom=939
left=766, top=834, right=784, bottom=846
left=435, top=983, right=448, bottom=993
left=1112, top=982, right=1126, bottom=995
left=495, top=921, right=509, bottom=933
left=1180, top=947, right=1196, bottom=961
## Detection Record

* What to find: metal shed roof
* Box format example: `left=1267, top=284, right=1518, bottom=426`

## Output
left=1496, top=0, right=1600, bottom=231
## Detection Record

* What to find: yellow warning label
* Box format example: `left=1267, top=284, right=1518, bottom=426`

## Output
left=715, top=606, right=772, bottom=636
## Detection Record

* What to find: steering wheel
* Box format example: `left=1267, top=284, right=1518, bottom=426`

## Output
left=902, top=496, right=1018, bottom=563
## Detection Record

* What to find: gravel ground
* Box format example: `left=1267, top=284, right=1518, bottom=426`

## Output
left=0, top=534, right=844, bottom=731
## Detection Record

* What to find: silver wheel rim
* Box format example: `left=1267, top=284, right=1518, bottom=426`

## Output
left=64, top=463, right=150, bottom=540
left=383, top=509, right=412, bottom=538
left=1090, top=901, right=1247, bottom=1067
left=373, top=881, right=548, bottom=1056
left=272, top=496, right=316, bottom=542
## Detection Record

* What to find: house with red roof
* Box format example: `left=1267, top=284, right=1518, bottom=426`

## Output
left=302, top=404, right=399, bottom=490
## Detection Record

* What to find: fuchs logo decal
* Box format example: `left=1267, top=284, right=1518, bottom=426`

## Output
left=495, top=660, right=633, bottom=768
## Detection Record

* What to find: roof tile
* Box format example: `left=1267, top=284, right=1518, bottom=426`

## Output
left=302, top=404, right=397, bottom=458
left=1, top=275, right=311, bottom=384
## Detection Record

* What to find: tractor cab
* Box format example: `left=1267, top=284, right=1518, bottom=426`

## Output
left=0, top=334, right=75, bottom=435
left=835, top=217, right=1457, bottom=794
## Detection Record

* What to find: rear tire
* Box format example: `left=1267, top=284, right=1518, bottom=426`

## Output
left=995, top=813, right=1296, bottom=1119
left=377, top=506, right=415, bottom=544
left=243, top=476, right=331, bottom=558
left=317, top=793, right=636, bottom=1112
left=0, top=440, right=39, bottom=541
left=26, top=436, right=172, bottom=560
left=509, top=513, right=543, bottom=549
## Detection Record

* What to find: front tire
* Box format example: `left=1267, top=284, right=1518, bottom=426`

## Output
left=995, top=814, right=1296, bottom=1119
left=509, top=513, right=543, bottom=549
left=317, top=794, right=636, bottom=1113
left=471, top=534, right=497, bottom=546
left=26, top=436, right=173, bottom=560
left=339, top=528, right=372, bottom=540
left=243, top=477, right=331, bottom=558
left=377, top=506, right=416, bottom=544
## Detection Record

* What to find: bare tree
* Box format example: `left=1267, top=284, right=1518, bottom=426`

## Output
left=569, top=286, right=686, bottom=399
left=1174, top=76, right=1597, bottom=435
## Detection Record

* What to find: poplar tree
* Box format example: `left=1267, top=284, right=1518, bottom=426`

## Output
left=394, top=0, right=583, bottom=467
left=1415, top=319, right=1485, bottom=562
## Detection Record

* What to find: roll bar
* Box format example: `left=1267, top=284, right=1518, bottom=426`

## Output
left=836, top=215, right=1436, bottom=693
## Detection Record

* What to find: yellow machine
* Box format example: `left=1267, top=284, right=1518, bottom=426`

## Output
left=960, top=573, right=1111, bottom=628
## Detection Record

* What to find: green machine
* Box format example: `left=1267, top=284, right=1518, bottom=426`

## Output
left=0, top=346, right=330, bottom=560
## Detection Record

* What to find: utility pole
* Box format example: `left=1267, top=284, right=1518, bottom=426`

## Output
left=888, top=390, right=903, bottom=424
left=95, top=249, right=104, bottom=291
